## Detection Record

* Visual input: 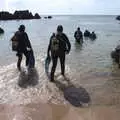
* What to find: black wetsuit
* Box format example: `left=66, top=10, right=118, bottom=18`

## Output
left=15, top=31, right=32, bottom=69
left=74, top=30, right=83, bottom=43
left=84, top=30, right=90, bottom=37
left=48, top=33, right=71, bottom=80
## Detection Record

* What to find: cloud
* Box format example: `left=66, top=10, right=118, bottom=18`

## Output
left=0, top=0, right=6, bottom=11
left=2, top=0, right=120, bottom=14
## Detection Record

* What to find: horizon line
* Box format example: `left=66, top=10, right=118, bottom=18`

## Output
left=0, top=10, right=119, bottom=16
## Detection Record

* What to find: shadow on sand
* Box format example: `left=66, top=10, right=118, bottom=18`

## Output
left=18, top=68, right=39, bottom=88
left=54, top=76, right=91, bottom=107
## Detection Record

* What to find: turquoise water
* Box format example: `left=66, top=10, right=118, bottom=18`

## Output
left=0, top=15, right=120, bottom=105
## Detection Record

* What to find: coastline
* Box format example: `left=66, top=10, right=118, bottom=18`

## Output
left=0, top=15, right=120, bottom=119
left=0, top=103, right=120, bottom=120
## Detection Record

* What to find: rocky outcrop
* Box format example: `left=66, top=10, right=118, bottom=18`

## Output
left=44, top=16, right=52, bottom=19
left=48, top=16, right=52, bottom=19
left=116, top=16, right=120, bottom=21
left=34, top=13, right=41, bottom=19
left=0, top=12, right=13, bottom=20
left=0, top=27, right=4, bottom=34
left=44, top=17, right=47, bottom=19
left=0, top=10, right=41, bottom=20
left=13, top=10, right=33, bottom=19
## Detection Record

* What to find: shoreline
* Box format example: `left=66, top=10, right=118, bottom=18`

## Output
left=0, top=103, right=120, bottom=120
left=0, top=61, right=120, bottom=106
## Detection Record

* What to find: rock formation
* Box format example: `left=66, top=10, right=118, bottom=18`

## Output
left=0, top=10, right=41, bottom=20
left=116, top=16, right=120, bottom=20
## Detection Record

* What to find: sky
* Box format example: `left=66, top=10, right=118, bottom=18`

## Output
left=0, top=0, right=120, bottom=15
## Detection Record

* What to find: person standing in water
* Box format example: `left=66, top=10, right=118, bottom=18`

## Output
left=11, top=25, right=34, bottom=71
left=47, top=25, right=71, bottom=82
left=74, top=27, right=83, bottom=43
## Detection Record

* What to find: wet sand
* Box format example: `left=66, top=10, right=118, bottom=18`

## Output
left=0, top=60, right=120, bottom=119
left=0, top=103, right=120, bottom=120
left=0, top=61, right=120, bottom=106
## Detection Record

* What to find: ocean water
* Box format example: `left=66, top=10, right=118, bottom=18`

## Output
left=0, top=15, right=120, bottom=106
